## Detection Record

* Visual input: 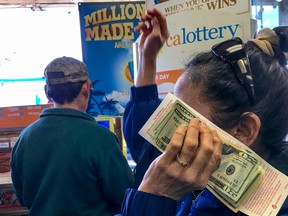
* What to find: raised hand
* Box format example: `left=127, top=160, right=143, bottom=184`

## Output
left=134, top=8, right=169, bottom=87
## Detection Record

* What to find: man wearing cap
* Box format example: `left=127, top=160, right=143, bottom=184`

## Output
left=10, top=56, right=134, bottom=216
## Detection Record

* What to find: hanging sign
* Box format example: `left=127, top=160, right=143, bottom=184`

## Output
left=141, top=0, right=251, bottom=98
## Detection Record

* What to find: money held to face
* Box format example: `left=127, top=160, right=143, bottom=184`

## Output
left=142, top=95, right=264, bottom=212
left=208, top=144, right=264, bottom=209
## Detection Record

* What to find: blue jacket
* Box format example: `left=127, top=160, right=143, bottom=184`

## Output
left=121, top=85, right=288, bottom=216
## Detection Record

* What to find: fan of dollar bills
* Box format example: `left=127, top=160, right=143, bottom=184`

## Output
left=142, top=97, right=264, bottom=212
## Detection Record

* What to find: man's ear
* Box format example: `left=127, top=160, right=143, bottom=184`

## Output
left=44, top=85, right=53, bottom=102
left=81, top=81, right=90, bottom=99
left=229, top=112, right=261, bottom=147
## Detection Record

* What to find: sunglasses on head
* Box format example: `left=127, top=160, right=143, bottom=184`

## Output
left=211, top=37, right=256, bottom=105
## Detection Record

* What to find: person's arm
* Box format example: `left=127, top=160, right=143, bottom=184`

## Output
left=123, top=86, right=162, bottom=188
left=123, top=85, right=161, bottom=163
left=123, top=7, right=169, bottom=163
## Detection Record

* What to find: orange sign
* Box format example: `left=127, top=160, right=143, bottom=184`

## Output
left=0, top=104, right=53, bottom=130
left=155, top=69, right=184, bottom=85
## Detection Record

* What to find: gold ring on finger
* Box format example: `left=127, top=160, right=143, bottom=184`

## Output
left=176, top=153, right=188, bottom=167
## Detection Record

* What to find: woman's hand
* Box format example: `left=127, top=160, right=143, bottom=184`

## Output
left=135, top=8, right=169, bottom=87
left=138, top=118, right=222, bottom=200
left=136, top=8, right=169, bottom=59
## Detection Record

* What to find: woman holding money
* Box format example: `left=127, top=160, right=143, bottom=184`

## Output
left=120, top=8, right=288, bottom=216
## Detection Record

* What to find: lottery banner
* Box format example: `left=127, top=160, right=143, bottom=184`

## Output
left=78, top=1, right=145, bottom=116
left=141, top=0, right=251, bottom=98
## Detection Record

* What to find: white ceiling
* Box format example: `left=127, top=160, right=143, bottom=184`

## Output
left=0, top=0, right=74, bottom=3
left=0, top=0, right=136, bottom=3
left=0, top=0, right=137, bottom=7
left=0, top=0, right=76, bottom=8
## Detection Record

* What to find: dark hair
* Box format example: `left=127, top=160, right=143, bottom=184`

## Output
left=273, top=26, right=288, bottom=52
left=47, top=81, right=85, bottom=104
left=184, top=42, right=288, bottom=156
left=272, top=26, right=288, bottom=66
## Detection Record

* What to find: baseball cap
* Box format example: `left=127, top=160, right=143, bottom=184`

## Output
left=44, top=56, right=89, bottom=85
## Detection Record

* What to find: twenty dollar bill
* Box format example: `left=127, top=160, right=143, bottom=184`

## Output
left=139, top=93, right=264, bottom=212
